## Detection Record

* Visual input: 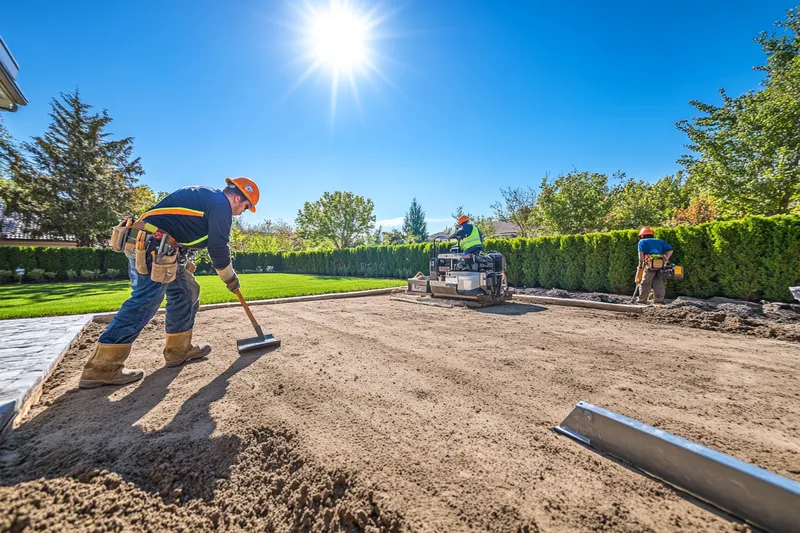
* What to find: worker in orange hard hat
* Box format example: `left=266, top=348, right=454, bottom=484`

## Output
left=449, top=215, right=484, bottom=255
left=635, top=226, right=673, bottom=305
left=79, top=177, right=261, bottom=389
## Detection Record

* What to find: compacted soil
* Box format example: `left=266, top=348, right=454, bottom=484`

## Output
left=1, top=296, right=798, bottom=532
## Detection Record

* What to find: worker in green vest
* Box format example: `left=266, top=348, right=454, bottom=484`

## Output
left=450, top=215, right=484, bottom=255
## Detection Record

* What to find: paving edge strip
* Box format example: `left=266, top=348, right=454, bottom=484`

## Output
left=92, top=287, right=400, bottom=323
left=512, top=294, right=645, bottom=314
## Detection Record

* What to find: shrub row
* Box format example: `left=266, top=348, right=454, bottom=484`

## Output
left=272, top=215, right=800, bottom=302
left=0, top=247, right=129, bottom=282
left=485, top=215, right=800, bottom=302
left=1, top=216, right=798, bottom=301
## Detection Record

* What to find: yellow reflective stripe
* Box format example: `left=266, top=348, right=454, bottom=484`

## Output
left=143, top=222, right=159, bottom=233
left=139, top=207, right=205, bottom=219
left=179, top=235, right=208, bottom=247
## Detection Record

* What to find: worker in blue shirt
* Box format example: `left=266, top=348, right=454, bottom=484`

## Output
left=79, top=177, right=260, bottom=389
left=636, top=226, right=673, bottom=305
left=450, top=215, right=484, bottom=255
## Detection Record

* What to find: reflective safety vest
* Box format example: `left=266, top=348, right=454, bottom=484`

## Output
left=137, top=207, right=209, bottom=247
left=461, top=224, right=483, bottom=251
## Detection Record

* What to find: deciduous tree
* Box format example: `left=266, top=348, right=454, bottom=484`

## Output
left=490, top=186, right=538, bottom=237
left=295, top=191, right=376, bottom=249
left=677, top=8, right=800, bottom=217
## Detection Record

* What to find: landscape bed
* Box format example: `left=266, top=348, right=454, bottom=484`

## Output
left=0, top=296, right=797, bottom=532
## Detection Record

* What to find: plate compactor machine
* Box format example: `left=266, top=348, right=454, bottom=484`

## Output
left=407, top=237, right=510, bottom=306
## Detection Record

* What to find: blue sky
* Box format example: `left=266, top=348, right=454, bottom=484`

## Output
left=1, top=0, right=793, bottom=231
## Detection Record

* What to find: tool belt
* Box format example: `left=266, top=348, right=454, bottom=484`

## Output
left=110, top=218, right=195, bottom=283
left=644, top=254, right=665, bottom=271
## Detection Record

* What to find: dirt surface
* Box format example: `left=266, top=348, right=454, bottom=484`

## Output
left=514, top=287, right=800, bottom=342
left=1, top=296, right=799, bottom=532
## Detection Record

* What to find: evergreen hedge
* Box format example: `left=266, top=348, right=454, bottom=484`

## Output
left=1, top=215, right=798, bottom=302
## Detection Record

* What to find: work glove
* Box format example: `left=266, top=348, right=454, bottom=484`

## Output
left=216, top=264, right=240, bottom=293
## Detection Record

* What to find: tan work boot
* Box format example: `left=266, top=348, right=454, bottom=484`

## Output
left=79, top=343, right=144, bottom=389
left=163, top=330, right=211, bottom=367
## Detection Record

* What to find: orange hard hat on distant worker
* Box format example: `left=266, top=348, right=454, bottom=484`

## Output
left=225, top=177, right=259, bottom=213
left=638, top=226, right=654, bottom=238
left=457, top=215, right=469, bottom=225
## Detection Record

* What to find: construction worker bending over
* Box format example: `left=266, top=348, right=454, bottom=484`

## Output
left=79, top=177, right=260, bottom=389
left=450, top=215, right=484, bottom=255
left=636, top=226, right=673, bottom=305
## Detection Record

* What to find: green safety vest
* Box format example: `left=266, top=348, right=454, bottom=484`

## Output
left=461, top=224, right=483, bottom=251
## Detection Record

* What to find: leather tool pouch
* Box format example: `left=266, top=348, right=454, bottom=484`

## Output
left=647, top=257, right=664, bottom=270
left=185, top=259, right=197, bottom=273
left=110, top=219, right=132, bottom=252
left=151, top=252, right=178, bottom=284
left=135, top=232, right=149, bottom=275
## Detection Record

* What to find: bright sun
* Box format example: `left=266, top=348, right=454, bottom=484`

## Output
left=309, top=4, right=369, bottom=72
left=286, top=0, right=396, bottom=126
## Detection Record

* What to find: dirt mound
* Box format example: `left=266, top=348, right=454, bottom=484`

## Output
left=0, top=472, right=215, bottom=532
left=513, top=288, right=800, bottom=342
left=1, top=426, right=397, bottom=532
left=642, top=296, right=800, bottom=342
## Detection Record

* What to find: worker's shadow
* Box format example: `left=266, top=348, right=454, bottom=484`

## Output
left=0, top=352, right=264, bottom=501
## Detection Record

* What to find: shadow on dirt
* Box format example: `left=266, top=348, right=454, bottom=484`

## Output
left=478, top=303, right=547, bottom=316
left=0, top=341, right=404, bottom=531
left=0, top=353, right=260, bottom=498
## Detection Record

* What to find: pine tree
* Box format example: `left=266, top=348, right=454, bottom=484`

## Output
left=402, top=197, right=428, bottom=243
left=0, top=90, right=144, bottom=246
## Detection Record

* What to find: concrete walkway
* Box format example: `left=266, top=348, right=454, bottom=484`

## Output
left=0, top=314, right=93, bottom=436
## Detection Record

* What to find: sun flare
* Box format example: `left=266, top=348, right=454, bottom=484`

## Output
left=285, top=0, right=397, bottom=126
left=309, top=4, right=370, bottom=72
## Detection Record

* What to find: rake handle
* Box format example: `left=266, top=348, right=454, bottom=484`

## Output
left=234, top=289, right=264, bottom=339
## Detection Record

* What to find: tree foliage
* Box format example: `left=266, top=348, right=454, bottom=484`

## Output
left=677, top=8, right=800, bottom=217
left=606, top=173, right=689, bottom=230
left=535, top=171, right=612, bottom=235
left=0, top=91, right=144, bottom=246
left=491, top=186, right=538, bottom=237
left=669, top=194, right=720, bottom=226
left=381, top=228, right=406, bottom=245
left=230, top=218, right=301, bottom=253
left=402, top=197, right=428, bottom=243
left=449, top=206, right=498, bottom=239
left=295, top=191, right=376, bottom=249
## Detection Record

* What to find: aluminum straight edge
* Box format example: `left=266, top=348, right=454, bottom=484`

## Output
left=555, top=401, right=800, bottom=533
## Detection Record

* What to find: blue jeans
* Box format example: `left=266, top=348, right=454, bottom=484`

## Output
left=98, top=253, right=201, bottom=345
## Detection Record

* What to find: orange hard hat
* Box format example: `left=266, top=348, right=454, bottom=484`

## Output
left=225, top=177, right=259, bottom=213
left=638, top=226, right=654, bottom=238
left=457, top=215, right=469, bottom=225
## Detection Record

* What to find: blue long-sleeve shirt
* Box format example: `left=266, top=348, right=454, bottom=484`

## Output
left=452, top=222, right=474, bottom=240
left=141, top=186, right=233, bottom=269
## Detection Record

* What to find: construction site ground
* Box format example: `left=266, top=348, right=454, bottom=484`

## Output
left=1, top=296, right=798, bottom=532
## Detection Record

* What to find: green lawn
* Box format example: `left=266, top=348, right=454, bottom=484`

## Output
left=0, top=274, right=405, bottom=320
